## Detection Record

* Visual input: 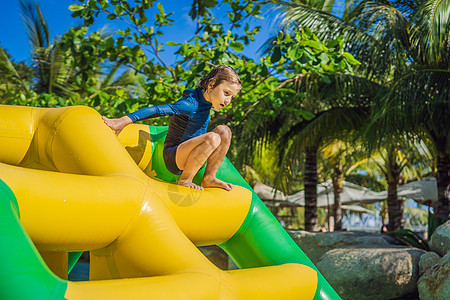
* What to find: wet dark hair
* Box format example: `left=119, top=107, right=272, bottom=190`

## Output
left=199, top=65, right=241, bottom=93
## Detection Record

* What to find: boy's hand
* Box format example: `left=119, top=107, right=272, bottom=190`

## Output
left=102, top=116, right=132, bottom=136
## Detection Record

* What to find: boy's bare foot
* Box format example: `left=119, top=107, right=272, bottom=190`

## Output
left=201, top=175, right=233, bottom=191
left=178, top=179, right=204, bottom=191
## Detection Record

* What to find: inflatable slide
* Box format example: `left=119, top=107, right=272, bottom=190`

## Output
left=0, top=105, right=340, bottom=299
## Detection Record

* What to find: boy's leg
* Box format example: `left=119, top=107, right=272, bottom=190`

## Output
left=176, top=132, right=221, bottom=190
left=201, top=125, right=233, bottom=191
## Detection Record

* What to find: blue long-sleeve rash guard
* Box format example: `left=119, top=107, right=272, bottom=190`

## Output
left=127, top=88, right=212, bottom=149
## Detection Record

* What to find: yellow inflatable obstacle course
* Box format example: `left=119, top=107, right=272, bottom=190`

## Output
left=0, top=105, right=341, bottom=299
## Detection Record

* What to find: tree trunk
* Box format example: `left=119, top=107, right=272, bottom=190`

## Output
left=304, top=146, right=318, bottom=231
left=386, top=180, right=404, bottom=231
left=332, top=175, right=342, bottom=231
left=385, top=147, right=404, bottom=231
left=436, top=154, right=450, bottom=220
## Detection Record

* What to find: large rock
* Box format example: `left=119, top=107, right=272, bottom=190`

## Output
left=288, top=230, right=403, bottom=263
left=317, top=247, right=425, bottom=300
left=419, top=251, right=441, bottom=276
left=429, top=221, right=450, bottom=256
left=418, top=252, right=450, bottom=300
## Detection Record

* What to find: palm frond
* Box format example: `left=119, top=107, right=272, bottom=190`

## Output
left=358, top=2, right=411, bottom=77
left=100, top=64, right=144, bottom=98
left=260, top=1, right=373, bottom=53
left=19, top=0, right=50, bottom=49
left=20, top=0, right=77, bottom=98
left=365, top=69, right=450, bottom=153
left=99, top=62, right=121, bottom=90
left=240, top=107, right=287, bottom=160
left=315, top=72, right=382, bottom=106
left=108, top=68, right=139, bottom=90
left=321, top=0, right=335, bottom=13
left=273, top=106, right=369, bottom=190
left=0, top=48, right=29, bottom=92
left=265, top=1, right=414, bottom=81
left=33, top=44, right=76, bottom=97
left=280, top=106, right=370, bottom=153
left=410, top=0, right=450, bottom=66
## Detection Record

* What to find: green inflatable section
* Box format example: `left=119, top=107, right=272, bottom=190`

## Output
left=148, top=126, right=341, bottom=300
left=0, top=125, right=340, bottom=299
left=0, top=178, right=67, bottom=299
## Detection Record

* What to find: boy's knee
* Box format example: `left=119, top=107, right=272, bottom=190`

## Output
left=215, top=125, right=232, bottom=142
left=204, top=132, right=221, bottom=149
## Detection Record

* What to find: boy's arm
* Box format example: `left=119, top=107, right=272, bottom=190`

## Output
left=126, top=104, right=172, bottom=123
left=127, top=97, right=196, bottom=123
left=104, top=92, right=195, bottom=135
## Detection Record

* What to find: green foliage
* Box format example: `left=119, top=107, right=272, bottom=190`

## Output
left=0, top=47, right=31, bottom=96
left=384, top=229, right=430, bottom=251
left=240, top=30, right=359, bottom=135
left=345, top=173, right=387, bottom=192
left=348, top=139, right=434, bottom=187
left=18, top=0, right=76, bottom=97
left=10, top=2, right=348, bottom=153
left=263, top=0, right=449, bottom=227
left=59, top=27, right=106, bottom=95
left=243, top=143, right=281, bottom=186
left=272, top=29, right=360, bottom=77
left=428, top=211, right=447, bottom=240
left=0, top=0, right=145, bottom=121
left=71, top=1, right=253, bottom=113
left=4, top=0, right=441, bottom=232
left=272, top=0, right=450, bottom=159
left=7, top=89, right=134, bottom=118
left=4, top=0, right=278, bottom=127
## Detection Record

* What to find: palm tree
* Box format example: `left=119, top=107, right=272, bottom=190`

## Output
left=244, top=69, right=377, bottom=230
left=246, top=0, right=380, bottom=230
left=319, top=140, right=362, bottom=230
left=276, top=105, right=372, bottom=230
left=0, top=47, right=32, bottom=99
left=349, top=138, right=434, bottom=230
left=317, top=137, right=433, bottom=231
left=240, top=65, right=378, bottom=231
left=0, top=0, right=142, bottom=106
left=19, top=0, right=76, bottom=97
left=361, top=0, right=450, bottom=221
left=241, top=75, right=374, bottom=230
left=83, top=61, right=144, bottom=102
left=266, top=0, right=449, bottom=222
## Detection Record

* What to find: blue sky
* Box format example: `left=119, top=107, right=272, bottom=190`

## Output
left=0, top=0, right=277, bottom=66
left=1, top=1, right=346, bottom=66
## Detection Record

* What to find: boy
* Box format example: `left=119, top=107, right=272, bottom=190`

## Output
left=103, top=65, right=241, bottom=191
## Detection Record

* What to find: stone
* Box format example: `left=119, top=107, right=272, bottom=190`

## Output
left=287, top=230, right=403, bottom=263
left=429, top=221, right=450, bottom=256
left=418, top=252, right=450, bottom=300
left=419, top=251, right=441, bottom=276
left=198, top=245, right=229, bottom=270
left=198, top=245, right=238, bottom=270
left=317, top=247, right=425, bottom=300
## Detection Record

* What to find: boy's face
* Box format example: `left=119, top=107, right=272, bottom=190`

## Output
left=206, top=81, right=241, bottom=111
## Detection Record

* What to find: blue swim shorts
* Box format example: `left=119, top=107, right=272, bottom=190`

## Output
left=163, top=146, right=182, bottom=175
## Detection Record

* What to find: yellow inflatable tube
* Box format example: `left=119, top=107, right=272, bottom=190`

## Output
left=0, top=105, right=318, bottom=299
